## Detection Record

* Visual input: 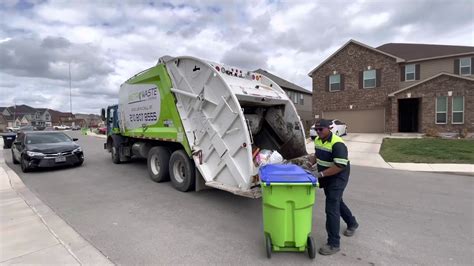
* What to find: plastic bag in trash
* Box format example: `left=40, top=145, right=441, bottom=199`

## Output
left=268, top=150, right=283, bottom=164
left=255, top=149, right=284, bottom=166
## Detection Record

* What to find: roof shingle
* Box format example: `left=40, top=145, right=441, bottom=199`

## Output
left=377, top=43, right=474, bottom=61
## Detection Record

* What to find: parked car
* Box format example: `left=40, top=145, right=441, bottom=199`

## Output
left=6, top=126, right=20, bottom=133
left=98, top=127, right=107, bottom=134
left=72, top=125, right=81, bottom=130
left=309, top=119, right=348, bottom=140
left=11, top=131, right=84, bottom=172
left=54, top=125, right=71, bottom=130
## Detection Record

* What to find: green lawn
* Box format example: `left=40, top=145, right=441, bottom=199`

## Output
left=380, top=138, right=474, bottom=164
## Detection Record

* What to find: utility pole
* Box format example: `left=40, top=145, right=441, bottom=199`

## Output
left=69, top=62, right=72, bottom=114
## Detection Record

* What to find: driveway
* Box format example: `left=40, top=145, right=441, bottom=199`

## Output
left=306, top=133, right=391, bottom=168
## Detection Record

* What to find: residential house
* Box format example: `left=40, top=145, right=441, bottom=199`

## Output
left=308, top=39, right=474, bottom=134
left=48, top=109, right=75, bottom=126
left=3, top=105, right=37, bottom=127
left=255, top=69, right=314, bottom=131
left=0, top=114, right=7, bottom=132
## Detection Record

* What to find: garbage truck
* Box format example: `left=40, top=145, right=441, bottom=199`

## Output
left=102, top=55, right=308, bottom=198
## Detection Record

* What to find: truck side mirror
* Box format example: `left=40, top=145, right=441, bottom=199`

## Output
left=101, top=108, right=106, bottom=121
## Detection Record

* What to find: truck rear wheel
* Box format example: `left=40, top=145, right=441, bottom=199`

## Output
left=169, top=150, right=195, bottom=192
left=147, top=147, right=170, bottom=182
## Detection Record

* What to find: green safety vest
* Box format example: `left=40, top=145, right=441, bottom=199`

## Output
left=314, top=133, right=349, bottom=169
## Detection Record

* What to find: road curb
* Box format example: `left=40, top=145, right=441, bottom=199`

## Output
left=0, top=139, right=113, bottom=265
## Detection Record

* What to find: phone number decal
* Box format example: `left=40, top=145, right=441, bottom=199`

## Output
left=129, top=112, right=157, bottom=122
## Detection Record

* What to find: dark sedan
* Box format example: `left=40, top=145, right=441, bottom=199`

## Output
left=11, top=131, right=84, bottom=172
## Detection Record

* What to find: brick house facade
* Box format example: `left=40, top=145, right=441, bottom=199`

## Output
left=389, top=74, right=474, bottom=133
left=309, top=40, right=474, bottom=134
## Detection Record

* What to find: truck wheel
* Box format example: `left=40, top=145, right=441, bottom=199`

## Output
left=169, top=150, right=195, bottom=192
left=147, top=147, right=170, bottom=182
left=111, top=143, right=120, bottom=164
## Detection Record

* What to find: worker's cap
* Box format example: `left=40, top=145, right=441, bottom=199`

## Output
left=314, top=119, right=331, bottom=128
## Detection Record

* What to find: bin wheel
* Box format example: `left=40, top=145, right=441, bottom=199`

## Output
left=265, top=234, right=272, bottom=259
left=307, top=236, right=316, bottom=259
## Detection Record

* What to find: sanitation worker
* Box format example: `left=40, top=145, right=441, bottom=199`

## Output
left=309, top=119, right=359, bottom=256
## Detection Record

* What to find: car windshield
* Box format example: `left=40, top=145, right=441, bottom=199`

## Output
left=26, top=133, right=72, bottom=144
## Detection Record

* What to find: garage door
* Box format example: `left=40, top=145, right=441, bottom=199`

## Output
left=323, top=109, right=385, bottom=133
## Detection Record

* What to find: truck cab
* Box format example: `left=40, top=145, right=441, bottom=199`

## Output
left=102, top=105, right=119, bottom=136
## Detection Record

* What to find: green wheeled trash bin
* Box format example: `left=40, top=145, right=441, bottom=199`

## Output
left=259, top=164, right=318, bottom=259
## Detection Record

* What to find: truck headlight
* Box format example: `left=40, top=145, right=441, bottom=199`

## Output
left=27, top=151, right=45, bottom=157
left=73, top=147, right=82, bottom=153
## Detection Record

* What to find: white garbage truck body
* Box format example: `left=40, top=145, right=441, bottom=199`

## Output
left=104, top=55, right=308, bottom=197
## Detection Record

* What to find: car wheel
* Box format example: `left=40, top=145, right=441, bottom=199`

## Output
left=169, top=150, right=195, bottom=192
left=20, top=156, right=30, bottom=173
left=147, top=146, right=171, bottom=183
left=12, top=150, right=19, bottom=164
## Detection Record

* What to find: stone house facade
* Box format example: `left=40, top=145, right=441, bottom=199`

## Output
left=308, top=40, right=474, bottom=134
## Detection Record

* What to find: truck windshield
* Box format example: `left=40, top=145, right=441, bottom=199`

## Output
left=26, top=133, right=72, bottom=144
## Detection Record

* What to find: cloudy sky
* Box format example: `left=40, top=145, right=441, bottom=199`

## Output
left=0, top=0, right=473, bottom=114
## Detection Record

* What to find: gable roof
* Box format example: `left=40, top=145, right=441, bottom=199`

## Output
left=6, top=104, right=37, bottom=115
left=254, top=69, right=312, bottom=94
left=377, top=43, right=474, bottom=62
left=388, top=72, right=474, bottom=97
left=308, top=39, right=405, bottom=77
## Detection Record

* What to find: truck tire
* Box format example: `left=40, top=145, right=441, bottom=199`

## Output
left=147, top=147, right=170, bottom=182
left=169, top=150, right=195, bottom=192
left=111, top=143, right=120, bottom=164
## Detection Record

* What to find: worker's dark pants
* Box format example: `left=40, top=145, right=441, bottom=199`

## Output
left=324, top=187, right=357, bottom=248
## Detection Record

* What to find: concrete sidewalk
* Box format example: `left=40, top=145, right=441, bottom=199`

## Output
left=0, top=139, right=113, bottom=265
left=305, top=134, right=474, bottom=175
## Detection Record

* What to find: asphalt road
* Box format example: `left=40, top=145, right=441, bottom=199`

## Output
left=3, top=131, right=473, bottom=265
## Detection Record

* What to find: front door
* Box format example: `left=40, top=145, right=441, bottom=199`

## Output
left=398, top=98, right=420, bottom=132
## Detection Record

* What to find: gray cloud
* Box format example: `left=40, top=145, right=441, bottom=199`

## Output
left=0, top=0, right=472, bottom=113
left=0, top=36, right=113, bottom=81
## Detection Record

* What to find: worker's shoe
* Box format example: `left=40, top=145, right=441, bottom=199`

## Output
left=318, top=244, right=340, bottom=255
left=343, top=222, right=359, bottom=237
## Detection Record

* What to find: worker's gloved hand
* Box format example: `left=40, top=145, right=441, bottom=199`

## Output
left=311, top=170, right=324, bottom=178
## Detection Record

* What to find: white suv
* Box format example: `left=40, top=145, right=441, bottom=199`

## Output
left=309, top=119, right=348, bottom=140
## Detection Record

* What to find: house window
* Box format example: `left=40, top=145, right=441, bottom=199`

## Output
left=45, top=114, right=50, bottom=121
left=363, top=70, right=376, bottom=88
left=293, top=92, right=298, bottom=104
left=299, top=93, right=304, bottom=105
left=435, top=96, right=447, bottom=124
left=329, top=74, right=341, bottom=91
left=405, top=64, right=415, bottom=81
left=460, top=57, right=471, bottom=76
left=452, top=96, right=464, bottom=124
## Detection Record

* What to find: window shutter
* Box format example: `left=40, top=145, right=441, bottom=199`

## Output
left=359, top=71, right=363, bottom=89
left=454, top=59, right=460, bottom=74
left=415, top=64, right=420, bottom=80
left=325, top=76, right=329, bottom=91
left=400, top=66, right=405, bottom=81
left=340, top=74, right=345, bottom=90
left=376, top=69, right=381, bottom=87
left=471, top=57, right=474, bottom=74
